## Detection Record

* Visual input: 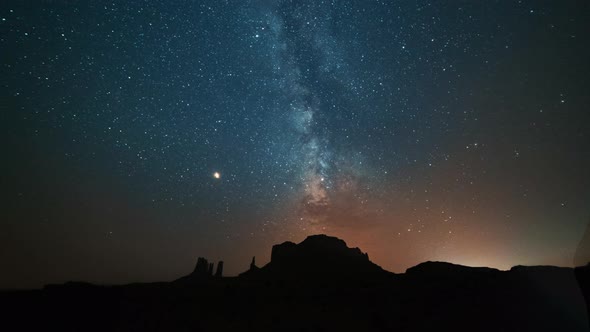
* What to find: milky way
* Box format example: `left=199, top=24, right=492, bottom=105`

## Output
left=266, top=2, right=337, bottom=225
left=257, top=1, right=372, bottom=228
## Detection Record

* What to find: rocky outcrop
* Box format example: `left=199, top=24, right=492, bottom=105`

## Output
left=176, top=257, right=223, bottom=282
left=192, top=257, right=210, bottom=277
left=271, top=235, right=370, bottom=263
left=240, top=234, right=392, bottom=281
left=238, top=256, right=259, bottom=278
left=215, top=261, right=224, bottom=278
left=270, top=241, right=297, bottom=262
left=250, top=256, right=258, bottom=270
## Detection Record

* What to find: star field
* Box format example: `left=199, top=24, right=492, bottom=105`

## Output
left=1, top=1, right=589, bottom=288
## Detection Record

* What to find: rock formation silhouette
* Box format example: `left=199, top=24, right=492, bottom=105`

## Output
left=3, top=234, right=589, bottom=331
left=214, top=261, right=224, bottom=278
left=240, top=234, right=392, bottom=282
left=250, top=256, right=257, bottom=270
left=238, top=256, right=260, bottom=278
left=175, top=257, right=221, bottom=282
left=193, top=257, right=209, bottom=276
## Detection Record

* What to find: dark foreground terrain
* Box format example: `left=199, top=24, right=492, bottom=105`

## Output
left=2, top=235, right=589, bottom=331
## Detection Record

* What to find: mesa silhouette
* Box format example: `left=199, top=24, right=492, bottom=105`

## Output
left=1, top=234, right=589, bottom=331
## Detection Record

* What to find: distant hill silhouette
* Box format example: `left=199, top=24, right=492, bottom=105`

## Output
left=1, top=234, right=589, bottom=331
left=405, top=261, right=500, bottom=280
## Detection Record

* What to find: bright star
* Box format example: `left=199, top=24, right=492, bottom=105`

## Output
left=213, top=172, right=221, bottom=179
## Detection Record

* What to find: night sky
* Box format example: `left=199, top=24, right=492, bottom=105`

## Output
left=2, top=1, right=589, bottom=289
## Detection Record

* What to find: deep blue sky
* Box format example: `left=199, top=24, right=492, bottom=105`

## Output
left=2, top=0, right=589, bottom=288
